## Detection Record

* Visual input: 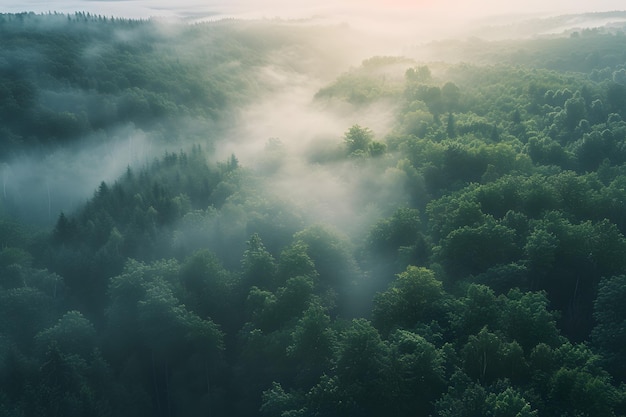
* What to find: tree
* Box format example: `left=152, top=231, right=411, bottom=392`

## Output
left=35, top=310, right=96, bottom=358
left=292, top=225, right=359, bottom=308
left=333, top=319, right=390, bottom=416
left=439, top=218, right=519, bottom=277
left=0, top=287, right=57, bottom=350
left=179, top=249, right=238, bottom=330
left=367, top=207, right=422, bottom=255
left=461, top=327, right=527, bottom=384
left=276, top=242, right=318, bottom=286
left=287, top=303, right=336, bottom=386
left=344, top=124, right=374, bottom=155
left=499, top=289, right=562, bottom=352
left=524, top=227, right=558, bottom=276
left=247, top=276, right=315, bottom=332
left=31, top=311, right=114, bottom=417
left=564, top=96, right=586, bottom=130
left=137, top=282, right=224, bottom=417
left=442, top=81, right=461, bottom=113
left=241, top=233, right=277, bottom=290
left=372, top=266, right=448, bottom=335
left=387, top=330, right=445, bottom=416
left=367, top=140, right=387, bottom=157
left=260, top=382, right=303, bottom=417
left=454, top=284, right=501, bottom=338
left=435, top=370, right=488, bottom=417
left=418, top=85, right=445, bottom=120
left=405, top=65, right=431, bottom=83
left=484, top=387, right=537, bottom=417
left=446, top=112, right=457, bottom=138
left=546, top=347, right=620, bottom=417
left=592, top=275, right=626, bottom=381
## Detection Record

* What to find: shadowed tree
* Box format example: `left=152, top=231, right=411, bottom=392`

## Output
left=387, top=330, right=446, bottom=416
left=592, top=274, right=626, bottom=381
left=372, top=266, right=448, bottom=335
left=333, top=319, right=390, bottom=417
left=241, top=233, right=277, bottom=290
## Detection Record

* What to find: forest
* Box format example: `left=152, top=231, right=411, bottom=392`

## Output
left=2, top=10, right=626, bottom=417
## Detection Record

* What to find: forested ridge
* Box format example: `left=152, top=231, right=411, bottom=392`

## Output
left=2, top=11, right=626, bottom=417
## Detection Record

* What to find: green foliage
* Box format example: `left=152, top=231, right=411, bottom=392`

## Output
left=292, top=225, right=359, bottom=307
left=35, top=311, right=97, bottom=357
left=485, top=387, right=538, bottom=417
left=179, top=249, right=239, bottom=330
left=387, top=330, right=446, bottom=415
left=366, top=207, right=423, bottom=262
left=372, top=266, right=448, bottom=335
left=242, top=233, right=277, bottom=290
left=343, top=124, right=374, bottom=156
left=4, top=12, right=626, bottom=417
left=439, top=218, right=519, bottom=276
left=287, top=303, right=336, bottom=385
left=461, top=327, right=527, bottom=384
left=316, top=56, right=409, bottom=105
left=499, top=289, right=562, bottom=352
left=592, top=275, right=626, bottom=380
left=332, top=318, right=390, bottom=416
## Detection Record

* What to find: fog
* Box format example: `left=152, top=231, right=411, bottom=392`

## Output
left=1, top=127, right=153, bottom=223
left=6, top=0, right=626, bottom=43
left=2, top=1, right=625, bottom=227
left=216, top=65, right=401, bottom=235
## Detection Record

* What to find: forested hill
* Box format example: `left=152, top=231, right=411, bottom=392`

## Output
left=0, top=12, right=356, bottom=159
left=2, top=11, right=626, bottom=417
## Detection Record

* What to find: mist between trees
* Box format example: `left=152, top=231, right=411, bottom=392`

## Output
left=2, top=10, right=626, bottom=417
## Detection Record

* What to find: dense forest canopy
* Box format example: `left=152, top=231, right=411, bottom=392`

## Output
left=2, top=10, right=626, bottom=417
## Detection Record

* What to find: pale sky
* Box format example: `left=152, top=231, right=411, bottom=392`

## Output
left=2, top=0, right=626, bottom=45
left=2, top=0, right=625, bottom=20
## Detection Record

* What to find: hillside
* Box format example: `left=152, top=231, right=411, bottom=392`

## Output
left=1, top=12, right=626, bottom=417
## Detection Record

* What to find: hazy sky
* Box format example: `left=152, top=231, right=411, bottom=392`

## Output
left=3, top=0, right=625, bottom=21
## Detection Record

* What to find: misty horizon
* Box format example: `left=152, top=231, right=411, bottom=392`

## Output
left=5, top=0, right=626, bottom=16
left=5, top=1, right=626, bottom=29
left=3, top=4, right=626, bottom=226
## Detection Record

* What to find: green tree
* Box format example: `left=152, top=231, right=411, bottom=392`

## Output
left=333, top=319, right=390, bottom=417
left=387, top=330, right=445, bottom=416
left=260, top=382, right=304, bottom=417
left=367, top=207, right=422, bottom=255
left=435, top=370, right=488, bottom=417
left=276, top=242, right=318, bottom=286
left=372, top=266, right=448, bottom=335
left=242, top=233, right=277, bottom=290
left=287, top=303, right=336, bottom=386
left=344, top=124, right=374, bottom=155
left=0, top=287, right=57, bottom=351
left=31, top=311, right=114, bottom=417
left=484, top=387, right=537, bottom=417
left=179, top=249, right=238, bottom=330
left=453, top=284, right=501, bottom=338
left=592, top=275, right=626, bottom=380
left=35, top=311, right=96, bottom=358
left=442, top=81, right=461, bottom=113
left=461, top=327, right=527, bottom=384
left=292, top=225, right=359, bottom=310
left=439, top=218, right=519, bottom=277
left=564, top=95, right=586, bottom=130
left=499, top=289, right=562, bottom=352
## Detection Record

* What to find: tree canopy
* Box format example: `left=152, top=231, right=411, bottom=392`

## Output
left=2, top=11, right=626, bottom=417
